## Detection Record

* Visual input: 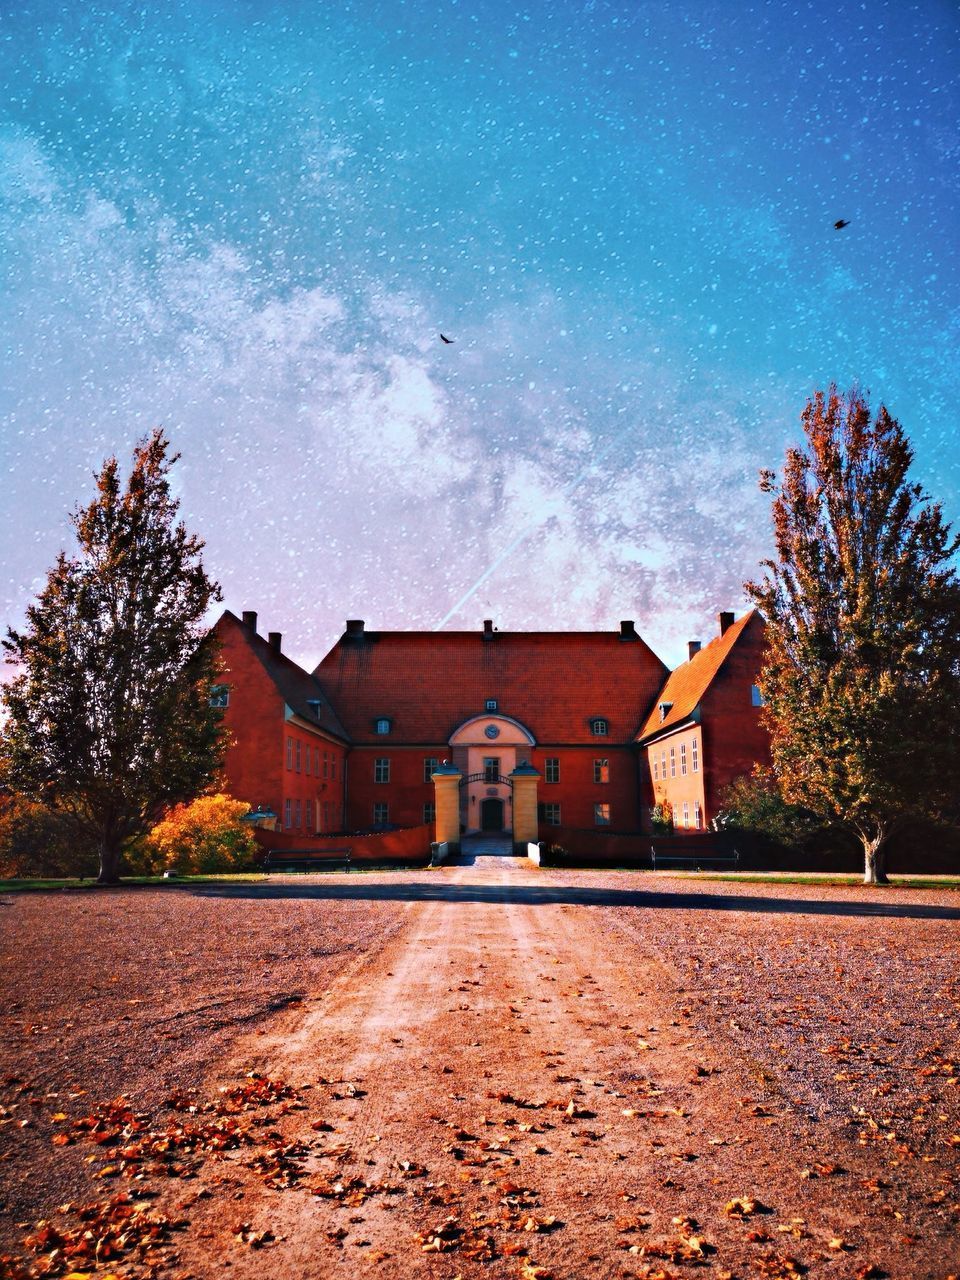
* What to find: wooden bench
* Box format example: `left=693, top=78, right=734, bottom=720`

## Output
left=264, top=847, right=352, bottom=873
left=651, top=845, right=739, bottom=872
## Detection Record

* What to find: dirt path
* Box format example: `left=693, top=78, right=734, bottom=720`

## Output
left=158, top=849, right=960, bottom=1280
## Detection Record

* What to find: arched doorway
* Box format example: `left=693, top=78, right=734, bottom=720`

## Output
left=448, top=713, right=537, bottom=836
left=480, top=797, right=505, bottom=832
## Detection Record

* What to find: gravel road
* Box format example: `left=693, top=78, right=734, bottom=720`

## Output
left=2, top=847, right=959, bottom=1279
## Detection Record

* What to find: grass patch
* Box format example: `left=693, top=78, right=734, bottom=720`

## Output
left=686, top=872, right=960, bottom=890
left=0, top=873, right=270, bottom=893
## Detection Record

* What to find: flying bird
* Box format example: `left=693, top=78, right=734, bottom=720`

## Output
left=834, top=219, right=851, bottom=230
left=440, top=333, right=455, bottom=343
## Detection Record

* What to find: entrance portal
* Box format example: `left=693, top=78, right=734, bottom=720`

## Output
left=480, top=797, right=505, bottom=832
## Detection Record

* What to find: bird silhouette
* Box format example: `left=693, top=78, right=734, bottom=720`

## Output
left=440, top=333, right=454, bottom=343
left=834, top=219, right=850, bottom=230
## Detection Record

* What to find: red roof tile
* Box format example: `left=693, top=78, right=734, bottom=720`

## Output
left=312, top=628, right=669, bottom=745
left=637, top=611, right=762, bottom=742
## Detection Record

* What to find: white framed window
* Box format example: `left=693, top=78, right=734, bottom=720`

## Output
left=209, top=684, right=229, bottom=708
left=286, top=736, right=293, bottom=770
left=305, top=748, right=311, bottom=776
left=692, top=737, right=699, bottom=773
left=294, top=799, right=302, bottom=828
left=680, top=743, right=687, bottom=776
left=670, top=747, right=676, bottom=778
left=373, top=802, right=389, bottom=826
left=694, top=801, right=702, bottom=829
left=485, top=698, right=498, bottom=711
left=653, top=754, right=659, bottom=781
left=751, top=684, right=764, bottom=707
left=330, top=756, right=337, bottom=780
left=284, top=799, right=292, bottom=829
left=424, top=757, right=440, bottom=783
left=541, top=803, right=561, bottom=825
left=423, top=802, right=436, bottom=824
left=661, top=749, right=667, bottom=777
left=305, top=803, right=313, bottom=829
left=295, top=740, right=302, bottom=772
left=594, top=803, right=611, bottom=826
left=375, top=757, right=390, bottom=783
left=375, top=718, right=391, bottom=734
left=682, top=801, right=690, bottom=827
left=483, top=756, right=500, bottom=782
left=594, top=758, right=609, bottom=784
left=591, top=718, right=608, bottom=736
left=545, top=757, right=560, bottom=784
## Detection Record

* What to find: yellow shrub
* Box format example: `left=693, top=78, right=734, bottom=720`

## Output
left=144, top=793, right=258, bottom=874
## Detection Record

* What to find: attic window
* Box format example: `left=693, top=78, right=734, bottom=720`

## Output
left=658, top=701, right=673, bottom=723
left=375, top=718, right=392, bottom=735
left=485, top=698, right=498, bottom=712
left=590, top=718, right=608, bottom=736
left=209, top=685, right=230, bottom=708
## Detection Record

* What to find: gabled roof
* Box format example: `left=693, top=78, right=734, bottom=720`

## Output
left=215, top=611, right=349, bottom=744
left=312, top=627, right=670, bottom=745
left=636, top=610, right=762, bottom=743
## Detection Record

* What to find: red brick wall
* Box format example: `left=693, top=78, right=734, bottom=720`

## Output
left=280, top=729, right=346, bottom=835
left=215, top=617, right=285, bottom=816
left=344, top=746, right=448, bottom=831
left=215, top=616, right=347, bottom=836
left=541, top=824, right=652, bottom=863
left=254, top=824, right=431, bottom=864
left=531, top=747, right=641, bottom=832
left=699, top=616, right=770, bottom=821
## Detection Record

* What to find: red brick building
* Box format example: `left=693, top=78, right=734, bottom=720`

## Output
left=213, top=611, right=349, bottom=836
left=212, top=608, right=768, bottom=844
left=636, top=610, right=769, bottom=831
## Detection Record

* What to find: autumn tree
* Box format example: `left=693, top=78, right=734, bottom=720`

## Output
left=0, top=431, right=225, bottom=884
left=746, top=387, right=960, bottom=884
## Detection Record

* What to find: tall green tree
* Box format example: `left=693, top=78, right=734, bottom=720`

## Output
left=1, top=431, right=225, bottom=883
left=746, top=386, right=960, bottom=884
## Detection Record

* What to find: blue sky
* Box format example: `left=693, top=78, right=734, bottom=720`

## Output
left=1, top=0, right=957, bottom=665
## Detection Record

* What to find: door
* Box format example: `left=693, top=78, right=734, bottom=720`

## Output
left=480, top=798, right=504, bottom=831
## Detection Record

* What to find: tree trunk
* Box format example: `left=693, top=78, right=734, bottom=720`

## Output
left=862, top=833, right=890, bottom=885
left=97, top=834, right=122, bottom=885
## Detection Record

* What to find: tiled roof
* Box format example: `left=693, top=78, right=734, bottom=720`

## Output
left=312, top=628, right=670, bottom=745
left=216, top=611, right=349, bottom=743
left=636, top=611, right=762, bottom=743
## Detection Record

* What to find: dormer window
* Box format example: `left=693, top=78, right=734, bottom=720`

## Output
left=209, top=685, right=230, bottom=708
left=375, top=718, right=391, bottom=735
left=485, top=698, right=498, bottom=712
left=590, top=718, right=608, bottom=736
left=658, top=701, right=673, bottom=723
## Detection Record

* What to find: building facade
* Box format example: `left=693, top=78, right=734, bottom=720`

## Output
left=213, top=608, right=768, bottom=844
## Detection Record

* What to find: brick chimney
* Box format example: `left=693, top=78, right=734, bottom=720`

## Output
left=688, top=640, right=701, bottom=659
left=241, top=610, right=257, bottom=631
left=268, top=632, right=282, bottom=652
left=620, top=620, right=637, bottom=640
left=345, top=620, right=365, bottom=636
left=719, top=611, right=735, bottom=635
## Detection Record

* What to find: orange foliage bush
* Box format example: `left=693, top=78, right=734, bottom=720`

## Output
left=139, top=793, right=257, bottom=874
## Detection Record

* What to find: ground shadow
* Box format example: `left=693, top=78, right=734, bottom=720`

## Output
left=189, top=877, right=960, bottom=922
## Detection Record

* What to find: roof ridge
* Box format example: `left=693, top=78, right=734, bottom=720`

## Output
left=636, top=610, right=761, bottom=742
